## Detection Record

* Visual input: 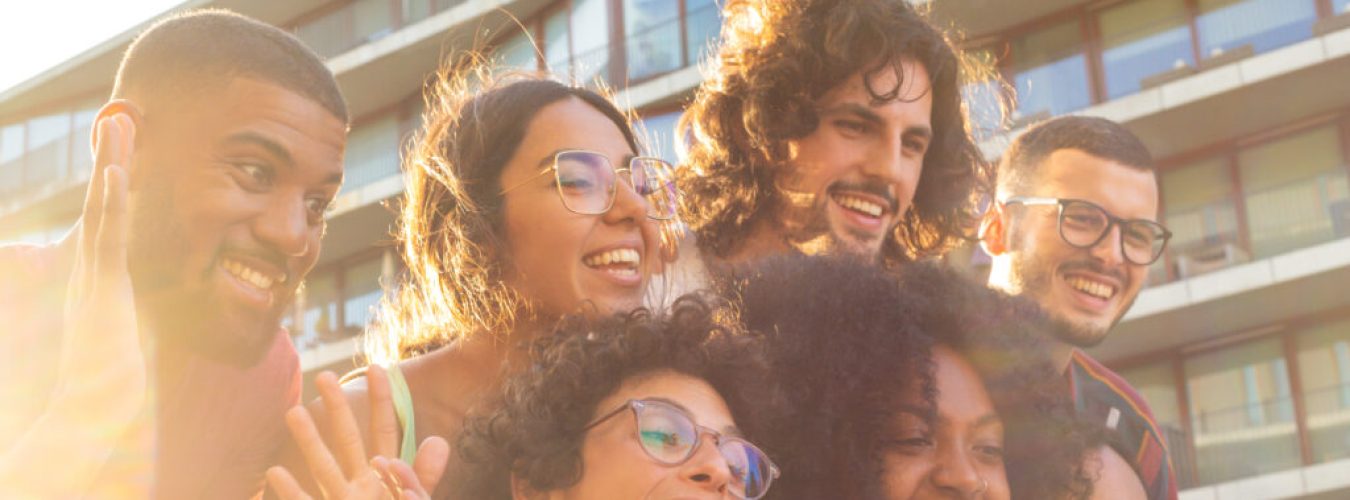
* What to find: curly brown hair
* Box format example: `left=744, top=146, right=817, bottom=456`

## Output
left=727, top=256, right=1099, bottom=499
left=678, top=0, right=992, bottom=264
left=364, top=58, right=642, bottom=364
left=451, top=295, right=775, bottom=499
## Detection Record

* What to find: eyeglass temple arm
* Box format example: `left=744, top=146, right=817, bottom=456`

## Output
left=581, top=401, right=634, bottom=432
left=498, top=167, right=554, bottom=195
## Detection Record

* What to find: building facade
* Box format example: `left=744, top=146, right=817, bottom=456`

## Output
left=2, top=0, right=1349, bottom=498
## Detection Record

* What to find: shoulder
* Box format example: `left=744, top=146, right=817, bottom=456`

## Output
left=1087, top=445, right=1148, bottom=500
left=1071, top=350, right=1155, bottom=416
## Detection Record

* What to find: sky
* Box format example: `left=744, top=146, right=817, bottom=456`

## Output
left=0, top=0, right=185, bottom=95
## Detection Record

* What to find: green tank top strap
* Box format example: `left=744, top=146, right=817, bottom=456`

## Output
left=384, top=363, right=419, bottom=464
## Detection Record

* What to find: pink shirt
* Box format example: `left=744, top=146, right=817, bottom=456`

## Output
left=0, top=241, right=301, bottom=499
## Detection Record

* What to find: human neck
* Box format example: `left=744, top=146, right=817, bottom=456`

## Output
left=1051, top=342, right=1077, bottom=374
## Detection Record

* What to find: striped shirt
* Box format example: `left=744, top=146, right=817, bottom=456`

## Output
left=1068, top=349, right=1179, bottom=500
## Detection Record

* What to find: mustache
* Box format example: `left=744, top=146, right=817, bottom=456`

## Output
left=1059, top=258, right=1128, bottom=283
left=827, top=181, right=900, bottom=214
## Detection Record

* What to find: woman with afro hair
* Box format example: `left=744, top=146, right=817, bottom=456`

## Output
left=729, top=256, right=1101, bottom=499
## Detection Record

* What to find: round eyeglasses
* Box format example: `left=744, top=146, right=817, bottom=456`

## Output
left=1003, top=196, right=1172, bottom=266
left=583, top=399, right=780, bottom=499
left=499, top=150, right=678, bottom=220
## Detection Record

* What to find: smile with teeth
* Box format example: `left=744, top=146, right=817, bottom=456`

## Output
left=222, top=258, right=285, bottom=290
left=832, top=193, right=885, bottom=218
left=1066, top=276, right=1115, bottom=300
left=583, top=248, right=642, bottom=278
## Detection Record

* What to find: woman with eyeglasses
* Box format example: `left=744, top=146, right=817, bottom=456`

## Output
left=453, top=295, right=779, bottom=499
left=730, top=256, right=1101, bottom=500
left=265, top=60, right=679, bottom=499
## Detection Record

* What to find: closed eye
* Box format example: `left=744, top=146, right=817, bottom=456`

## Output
left=834, top=119, right=870, bottom=137
left=231, top=161, right=275, bottom=191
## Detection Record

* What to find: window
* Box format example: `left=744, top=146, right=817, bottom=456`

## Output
left=544, top=9, right=571, bottom=77
left=962, top=48, right=1007, bottom=138
left=25, top=113, right=71, bottom=187
left=1099, top=0, right=1195, bottom=99
left=1339, top=0, right=1350, bottom=15
left=1010, top=20, right=1092, bottom=118
left=638, top=111, right=683, bottom=164
left=685, top=0, right=722, bottom=63
left=624, top=0, right=681, bottom=80
left=71, top=105, right=98, bottom=178
left=1196, top=0, right=1317, bottom=57
left=352, top=0, right=395, bottom=46
left=1296, top=317, right=1350, bottom=463
left=570, top=0, right=610, bottom=85
left=1161, top=157, right=1240, bottom=268
left=345, top=116, right=401, bottom=189
left=1184, top=338, right=1300, bottom=485
left=343, top=257, right=385, bottom=335
left=0, top=124, right=25, bottom=194
left=1238, top=126, right=1349, bottom=258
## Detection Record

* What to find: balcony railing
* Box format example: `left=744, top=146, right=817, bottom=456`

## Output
left=0, top=107, right=97, bottom=207
left=294, top=0, right=470, bottom=60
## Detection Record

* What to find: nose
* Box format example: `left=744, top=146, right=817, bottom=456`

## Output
left=602, top=174, right=649, bottom=226
left=682, top=435, right=734, bottom=494
left=253, top=193, right=312, bottom=258
left=860, top=133, right=910, bottom=186
left=1089, top=223, right=1127, bottom=267
left=930, top=446, right=987, bottom=499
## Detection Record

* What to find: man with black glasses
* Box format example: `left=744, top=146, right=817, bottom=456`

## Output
left=980, top=116, right=1178, bottom=500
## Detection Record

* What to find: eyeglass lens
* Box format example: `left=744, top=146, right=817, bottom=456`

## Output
left=554, top=151, right=677, bottom=219
left=1059, top=200, right=1167, bottom=264
left=634, top=401, right=775, bottom=499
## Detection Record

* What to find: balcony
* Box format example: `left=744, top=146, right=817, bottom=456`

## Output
left=293, top=0, right=470, bottom=60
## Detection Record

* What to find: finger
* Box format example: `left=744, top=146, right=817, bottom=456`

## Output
left=317, top=371, right=370, bottom=479
left=284, top=406, right=348, bottom=497
left=370, top=456, right=403, bottom=497
left=382, top=457, right=430, bottom=498
left=94, top=165, right=130, bottom=283
left=366, top=365, right=400, bottom=460
left=112, top=113, right=136, bottom=172
left=349, top=469, right=390, bottom=500
left=411, top=436, right=449, bottom=494
left=266, top=466, right=314, bottom=500
left=76, top=117, right=118, bottom=295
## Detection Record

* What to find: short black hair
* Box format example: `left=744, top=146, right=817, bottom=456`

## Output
left=452, top=295, right=776, bottom=499
left=998, top=116, right=1152, bottom=195
left=112, top=9, right=348, bottom=123
left=727, top=256, right=1099, bottom=499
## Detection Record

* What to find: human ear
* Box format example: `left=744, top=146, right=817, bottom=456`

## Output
left=978, top=202, right=1008, bottom=256
left=510, top=473, right=546, bottom=500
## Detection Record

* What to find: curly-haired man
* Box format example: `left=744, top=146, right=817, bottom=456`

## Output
left=674, top=0, right=987, bottom=275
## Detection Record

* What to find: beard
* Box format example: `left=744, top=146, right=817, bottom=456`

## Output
left=126, top=175, right=291, bottom=367
left=772, top=179, right=898, bottom=258
left=1005, top=249, right=1136, bottom=348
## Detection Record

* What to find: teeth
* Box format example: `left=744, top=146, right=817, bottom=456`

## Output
left=833, top=194, right=884, bottom=217
left=583, top=248, right=642, bottom=268
left=1067, top=277, right=1115, bottom=300
left=223, top=258, right=278, bottom=290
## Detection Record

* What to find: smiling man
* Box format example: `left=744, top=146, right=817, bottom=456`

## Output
left=675, top=0, right=986, bottom=271
left=981, top=116, right=1177, bottom=500
left=0, top=10, right=347, bottom=498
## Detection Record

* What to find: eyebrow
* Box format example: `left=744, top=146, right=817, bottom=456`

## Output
left=820, top=102, right=934, bottom=141
left=224, top=131, right=343, bottom=185
left=645, top=397, right=744, bottom=437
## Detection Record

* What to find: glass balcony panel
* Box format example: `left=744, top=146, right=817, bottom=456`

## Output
left=497, top=31, right=539, bottom=71
left=296, top=0, right=394, bottom=59
left=624, top=0, right=681, bottom=80
left=1011, top=19, right=1092, bottom=118
left=402, top=0, right=431, bottom=24
left=353, top=0, right=395, bottom=45
left=25, top=113, right=71, bottom=188
left=1339, top=0, right=1350, bottom=15
left=1, top=124, right=26, bottom=195
left=342, top=256, right=384, bottom=336
left=1238, top=126, right=1349, bottom=258
left=571, top=0, right=611, bottom=85
left=1296, top=317, right=1350, bottom=464
left=1185, top=338, right=1301, bottom=485
left=1100, top=0, right=1195, bottom=99
left=1196, top=0, right=1317, bottom=56
left=686, top=0, right=722, bottom=63
left=962, top=48, right=1007, bottom=139
left=344, top=116, right=401, bottom=190
left=302, top=271, right=339, bottom=346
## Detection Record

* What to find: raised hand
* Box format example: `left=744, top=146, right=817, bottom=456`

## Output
left=0, top=112, right=147, bottom=498
left=267, top=367, right=449, bottom=499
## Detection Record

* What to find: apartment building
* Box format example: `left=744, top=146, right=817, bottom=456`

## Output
left=3, top=0, right=1348, bottom=498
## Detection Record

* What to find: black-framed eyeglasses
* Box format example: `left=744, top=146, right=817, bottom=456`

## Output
left=499, top=150, right=678, bottom=220
left=1003, top=196, right=1172, bottom=266
left=584, top=399, right=780, bottom=499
